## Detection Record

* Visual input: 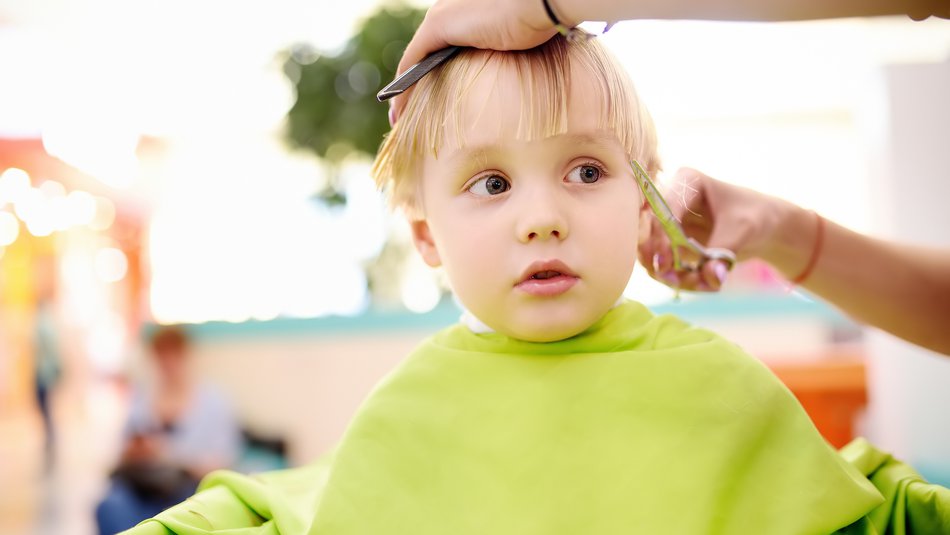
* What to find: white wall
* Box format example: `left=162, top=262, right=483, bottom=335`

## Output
left=190, top=329, right=427, bottom=465
left=863, top=58, right=950, bottom=486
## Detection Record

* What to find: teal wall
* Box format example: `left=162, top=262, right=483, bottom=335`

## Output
left=154, top=291, right=851, bottom=341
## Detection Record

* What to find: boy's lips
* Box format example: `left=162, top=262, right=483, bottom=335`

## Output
left=516, top=260, right=579, bottom=297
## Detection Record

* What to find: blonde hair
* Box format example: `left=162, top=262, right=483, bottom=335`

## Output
left=372, top=34, right=660, bottom=219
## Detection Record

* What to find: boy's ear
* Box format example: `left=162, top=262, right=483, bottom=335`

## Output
left=409, top=219, right=442, bottom=267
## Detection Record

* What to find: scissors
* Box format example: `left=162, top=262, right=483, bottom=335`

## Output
left=630, top=160, right=736, bottom=283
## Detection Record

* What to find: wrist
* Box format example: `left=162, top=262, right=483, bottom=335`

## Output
left=760, top=202, right=818, bottom=280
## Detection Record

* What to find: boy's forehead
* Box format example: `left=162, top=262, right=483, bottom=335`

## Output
left=440, top=59, right=609, bottom=153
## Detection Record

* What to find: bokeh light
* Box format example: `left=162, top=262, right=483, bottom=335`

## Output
left=400, top=257, right=441, bottom=314
left=42, top=122, right=141, bottom=190
left=0, top=211, right=19, bottom=246
left=38, top=179, right=66, bottom=199
left=89, top=196, right=116, bottom=231
left=94, top=247, right=128, bottom=283
left=0, top=167, right=32, bottom=208
left=16, top=187, right=54, bottom=237
left=65, top=190, right=97, bottom=227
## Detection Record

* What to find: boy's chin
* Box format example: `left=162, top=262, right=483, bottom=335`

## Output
left=493, top=318, right=594, bottom=343
left=470, top=298, right=618, bottom=343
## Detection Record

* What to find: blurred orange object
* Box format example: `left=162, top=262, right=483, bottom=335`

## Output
left=766, top=352, right=867, bottom=449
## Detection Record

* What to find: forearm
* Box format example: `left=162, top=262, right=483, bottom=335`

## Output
left=552, top=0, right=944, bottom=24
left=765, top=206, right=950, bottom=355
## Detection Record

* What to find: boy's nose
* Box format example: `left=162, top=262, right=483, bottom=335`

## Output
left=515, top=191, right=569, bottom=243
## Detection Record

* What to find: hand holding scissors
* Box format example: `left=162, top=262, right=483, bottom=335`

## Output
left=632, top=162, right=737, bottom=293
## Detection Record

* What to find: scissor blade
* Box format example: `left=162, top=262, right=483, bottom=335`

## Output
left=630, top=160, right=686, bottom=241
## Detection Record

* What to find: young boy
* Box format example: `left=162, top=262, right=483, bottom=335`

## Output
left=125, top=35, right=949, bottom=535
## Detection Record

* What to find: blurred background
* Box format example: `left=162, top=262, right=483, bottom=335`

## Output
left=0, top=1, right=948, bottom=533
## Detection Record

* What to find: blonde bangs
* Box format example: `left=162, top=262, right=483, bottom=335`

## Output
left=372, top=34, right=660, bottom=219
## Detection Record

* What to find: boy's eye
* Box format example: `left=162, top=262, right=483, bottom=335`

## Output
left=468, top=175, right=511, bottom=196
left=566, top=164, right=603, bottom=184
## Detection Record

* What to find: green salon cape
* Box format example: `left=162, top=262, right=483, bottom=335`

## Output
left=125, top=301, right=948, bottom=534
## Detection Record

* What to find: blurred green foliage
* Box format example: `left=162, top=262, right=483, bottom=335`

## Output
left=281, top=4, right=438, bottom=308
left=283, top=4, right=424, bottom=166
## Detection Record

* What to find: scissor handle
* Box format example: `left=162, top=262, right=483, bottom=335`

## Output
left=671, top=238, right=737, bottom=273
left=699, top=246, right=737, bottom=269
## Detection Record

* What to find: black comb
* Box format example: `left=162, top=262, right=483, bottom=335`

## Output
left=377, top=46, right=461, bottom=102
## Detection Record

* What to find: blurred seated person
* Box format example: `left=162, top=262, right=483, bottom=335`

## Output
left=96, top=325, right=242, bottom=535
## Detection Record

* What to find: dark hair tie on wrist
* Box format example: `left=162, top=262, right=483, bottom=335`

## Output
left=542, top=0, right=565, bottom=28
left=541, top=0, right=607, bottom=41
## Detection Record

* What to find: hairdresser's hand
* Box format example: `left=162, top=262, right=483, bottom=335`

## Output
left=639, top=167, right=797, bottom=292
left=391, top=0, right=560, bottom=124
left=391, top=0, right=946, bottom=124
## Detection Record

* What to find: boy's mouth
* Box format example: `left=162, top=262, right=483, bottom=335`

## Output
left=516, top=260, right=579, bottom=297
left=518, top=260, right=578, bottom=283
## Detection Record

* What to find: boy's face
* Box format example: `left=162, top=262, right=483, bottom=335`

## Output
left=410, top=61, right=649, bottom=342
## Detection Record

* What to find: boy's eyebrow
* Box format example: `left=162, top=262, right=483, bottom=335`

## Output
left=443, top=131, right=621, bottom=170
left=560, top=132, right=620, bottom=150
left=444, top=146, right=497, bottom=172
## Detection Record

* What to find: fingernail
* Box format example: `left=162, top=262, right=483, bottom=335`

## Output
left=713, top=262, right=728, bottom=286
left=388, top=107, right=396, bottom=127
left=660, top=271, right=680, bottom=286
